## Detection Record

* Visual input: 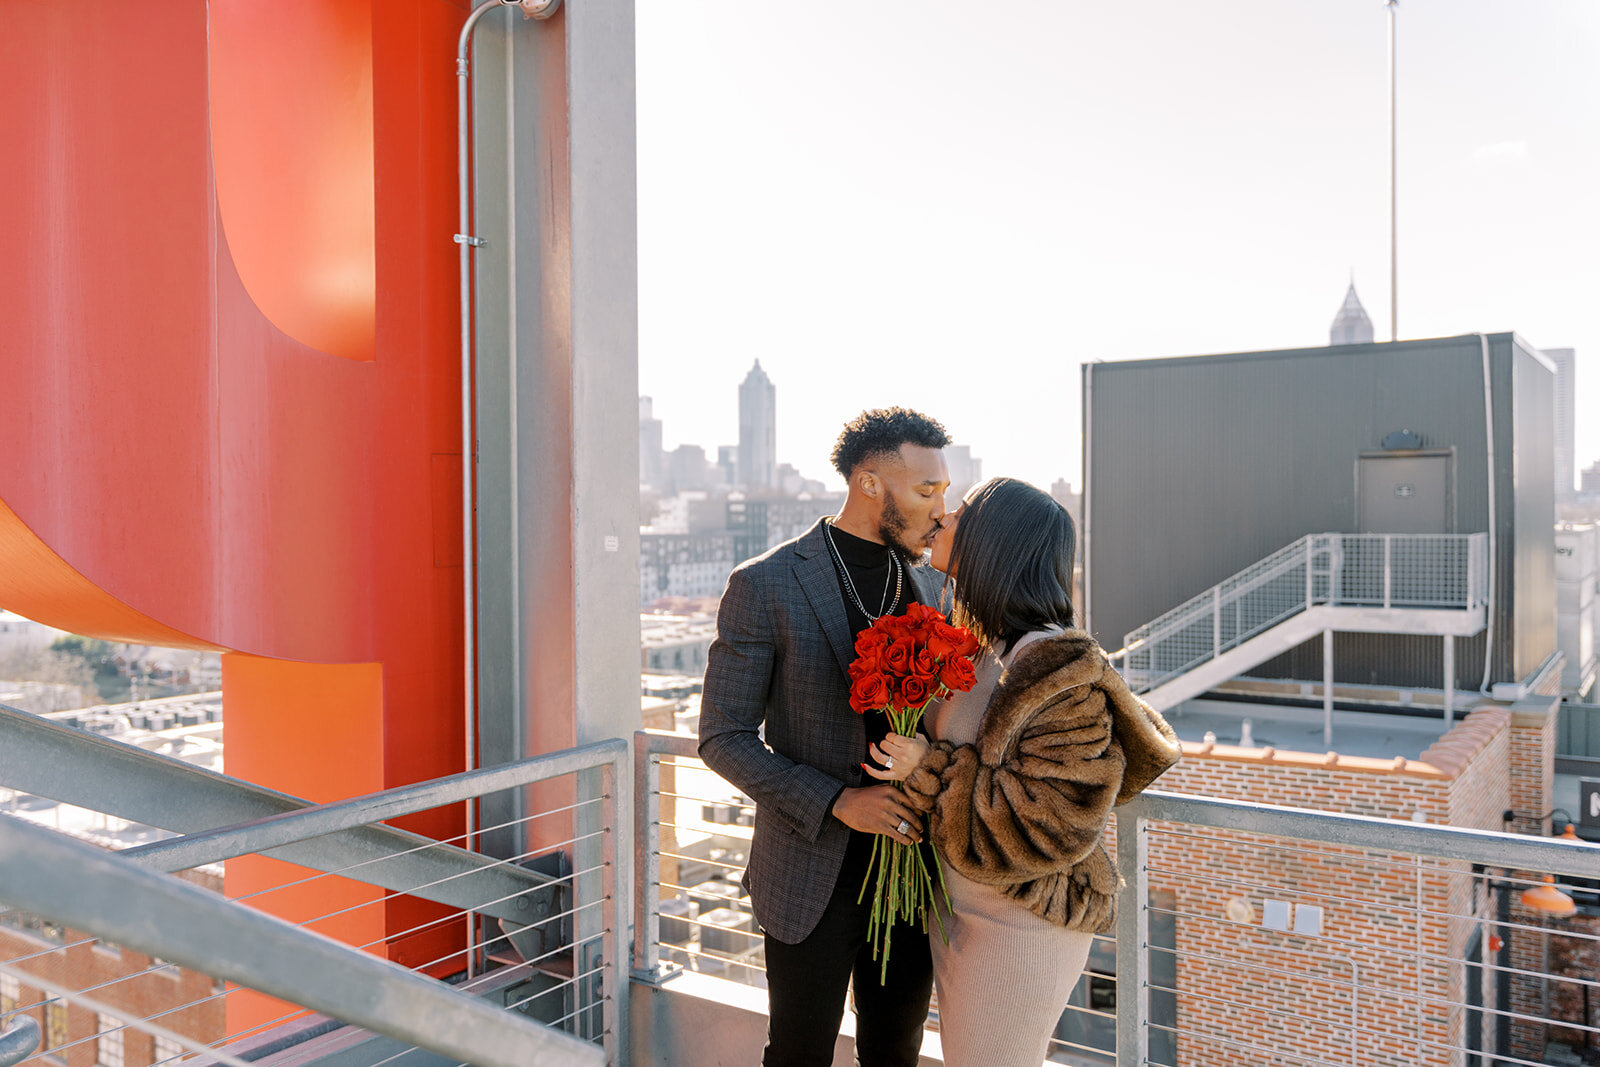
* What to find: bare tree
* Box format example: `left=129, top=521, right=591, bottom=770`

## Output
left=0, top=647, right=97, bottom=693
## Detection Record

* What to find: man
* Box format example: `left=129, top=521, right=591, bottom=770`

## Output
left=699, top=407, right=952, bottom=1067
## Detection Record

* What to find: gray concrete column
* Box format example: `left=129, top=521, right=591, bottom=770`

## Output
left=466, top=3, right=638, bottom=1046
left=469, top=0, right=639, bottom=834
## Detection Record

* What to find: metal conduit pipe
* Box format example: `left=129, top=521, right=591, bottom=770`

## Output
left=1081, top=361, right=1095, bottom=634
left=454, top=0, right=561, bottom=977
left=1477, top=332, right=1498, bottom=693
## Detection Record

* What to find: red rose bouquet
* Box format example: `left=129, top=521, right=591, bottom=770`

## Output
left=847, top=601, right=980, bottom=981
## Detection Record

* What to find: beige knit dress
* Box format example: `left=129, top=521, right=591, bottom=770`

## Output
left=926, top=629, right=1096, bottom=1067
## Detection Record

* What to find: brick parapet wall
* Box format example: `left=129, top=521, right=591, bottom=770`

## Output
left=1507, top=696, right=1557, bottom=834
left=1501, top=695, right=1558, bottom=1060
left=1144, top=706, right=1517, bottom=1066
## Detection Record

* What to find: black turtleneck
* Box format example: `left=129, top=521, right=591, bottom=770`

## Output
left=823, top=520, right=926, bottom=892
left=824, top=521, right=910, bottom=646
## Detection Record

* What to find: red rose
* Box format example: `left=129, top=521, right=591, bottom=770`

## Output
left=900, top=674, right=930, bottom=708
left=901, top=603, right=938, bottom=639
left=882, top=636, right=915, bottom=676
left=938, top=654, right=978, bottom=694
left=953, top=626, right=981, bottom=658
left=926, top=620, right=963, bottom=658
left=849, top=671, right=891, bottom=714
left=877, top=614, right=912, bottom=641
left=912, top=648, right=938, bottom=681
left=854, top=627, right=890, bottom=658
left=849, top=653, right=880, bottom=682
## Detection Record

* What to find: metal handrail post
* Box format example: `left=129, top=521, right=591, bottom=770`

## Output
left=1383, top=534, right=1393, bottom=608
left=631, top=731, right=698, bottom=981
left=1324, top=531, right=1337, bottom=601
left=632, top=735, right=661, bottom=978
left=1115, top=806, right=1150, bottom=1067
left=1211, top=586, right=1222, bottom=662
left=1304, top=536, right=1314, bottom=609
left=1472, top=533, right=1488, bottom=609
left=602, top=748, right=630, bottom=1066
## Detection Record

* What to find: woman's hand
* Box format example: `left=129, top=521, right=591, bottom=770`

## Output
left=862, top=733, right=930, bottom=782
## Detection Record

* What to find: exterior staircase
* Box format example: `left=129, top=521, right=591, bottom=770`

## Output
left=1116, top=533, right=1489, bottom=711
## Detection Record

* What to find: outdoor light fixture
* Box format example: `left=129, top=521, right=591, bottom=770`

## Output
left=1520, top=875, right=1577, bottom=919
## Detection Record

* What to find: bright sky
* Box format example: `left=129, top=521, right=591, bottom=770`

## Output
left=637, top=0, right=1600, bottom=495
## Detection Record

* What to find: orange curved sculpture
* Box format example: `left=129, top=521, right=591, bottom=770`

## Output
left=0, top=0, right=472, bottom=1022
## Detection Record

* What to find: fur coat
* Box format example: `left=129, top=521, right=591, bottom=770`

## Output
left=900, top=629, right=1182, bottom=934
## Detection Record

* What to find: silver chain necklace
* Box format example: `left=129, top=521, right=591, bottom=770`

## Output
left=823, top=521, right=904, bottom=620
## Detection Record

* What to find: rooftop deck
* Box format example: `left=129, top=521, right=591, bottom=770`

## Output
left=3, top=703, right=1600, bottom=1067
left=1166, top=697, right=1454, bottom=762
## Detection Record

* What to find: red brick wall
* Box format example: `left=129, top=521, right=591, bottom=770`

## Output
left=1507, top=699, right=1557, bottom=835
left=1546, top=915, right=1600, bottom=1054
left=0, top=871, right=225, bottom=1067
left=1137, top=706, right=1520, bottom=1066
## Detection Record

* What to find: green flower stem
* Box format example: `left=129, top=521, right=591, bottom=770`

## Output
left=857, top=833, right=881, bottom=906
left=859, top=689, right=963, bottom=982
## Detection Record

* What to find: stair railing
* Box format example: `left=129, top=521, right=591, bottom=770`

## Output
left=1118, top=533, right=1487, bottom=695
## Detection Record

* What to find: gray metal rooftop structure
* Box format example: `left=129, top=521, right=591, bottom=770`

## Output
left=1083, top=332, right=1557, bottom=693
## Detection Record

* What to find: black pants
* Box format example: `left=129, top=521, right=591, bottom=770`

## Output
left=762, top=857, right=934, bottom=1067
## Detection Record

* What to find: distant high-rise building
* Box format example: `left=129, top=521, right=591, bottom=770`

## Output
left=716, top=445, right=738, bottom=487
left=1329, top=283, right=1375, bottom=346
left=1547, top=348, right=1576, bottom=497
left=639, top=396, right=664, bottom=487
left=944, top=445, right=983, bottom=506
left=1050, top=478, right=1082, bottom=529
left=738, top=361, right=776, bottom=490
left=667, top=444, right=714, bottom=492
left=1582, top=461, right=1600, bottom=496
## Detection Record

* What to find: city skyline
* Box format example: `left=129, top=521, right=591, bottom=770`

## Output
left=638, top=0, right=1598, bottom=494
left=641, top=363, right=987, bottom=500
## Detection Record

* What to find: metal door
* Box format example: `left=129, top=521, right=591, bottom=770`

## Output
left=1357, top=452, right=1452, bottom=534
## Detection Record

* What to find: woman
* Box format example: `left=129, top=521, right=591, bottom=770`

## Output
left=863, top=477, right=1181, bottom=1067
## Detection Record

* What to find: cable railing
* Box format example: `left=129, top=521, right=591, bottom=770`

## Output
left=0, top=716, right=626, bottom=1067
left=7, top=708, right=1600, bottom=1066
left=1114, top=791, right=1600, bottom=1067
left=631, top=731, right=765, bottom=987
left=632, top=729, right=1124, bottom=1063
left=1119, top=532, right=1489, bottom=694
left=633, top=728, right=1600, bottom=1067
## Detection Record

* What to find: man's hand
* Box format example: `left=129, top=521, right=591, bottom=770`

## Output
left=831, top=785, right=923, bottom=845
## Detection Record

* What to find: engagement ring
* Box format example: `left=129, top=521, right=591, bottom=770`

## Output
left=896, top=819, right=910, bottom=836
left=884, top=757, right=894, bottom=769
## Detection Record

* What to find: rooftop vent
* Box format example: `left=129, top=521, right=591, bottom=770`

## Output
left=1381, top=429, right=1424, bottom=450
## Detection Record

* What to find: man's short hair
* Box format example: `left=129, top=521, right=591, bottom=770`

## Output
left=830, top=408, right=951, bottom=479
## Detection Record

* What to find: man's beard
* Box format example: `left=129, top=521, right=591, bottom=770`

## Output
left=878, top=494, right=930, bottom=567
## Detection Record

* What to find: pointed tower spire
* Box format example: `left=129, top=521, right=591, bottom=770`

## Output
left=1330, top=282, right=1375, bottom=346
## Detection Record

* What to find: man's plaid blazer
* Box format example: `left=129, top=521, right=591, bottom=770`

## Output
left=697, top=518, right=944, bottom=944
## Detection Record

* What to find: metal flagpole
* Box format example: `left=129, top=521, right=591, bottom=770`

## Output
left=1387, top=0, right=1399, bottom=342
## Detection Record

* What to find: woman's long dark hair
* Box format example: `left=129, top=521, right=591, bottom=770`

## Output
left=945, top=477, right=1076, bottom=654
